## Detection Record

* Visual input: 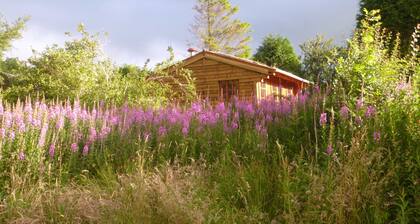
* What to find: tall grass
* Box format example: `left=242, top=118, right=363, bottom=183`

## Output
left=0, top=85, right=418, bottom=223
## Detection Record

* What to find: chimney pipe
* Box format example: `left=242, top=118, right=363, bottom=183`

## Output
left=188, top=48, right=198, bottom=56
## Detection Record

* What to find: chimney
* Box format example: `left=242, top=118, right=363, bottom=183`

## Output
left=187, top=48, right=198, bottom=56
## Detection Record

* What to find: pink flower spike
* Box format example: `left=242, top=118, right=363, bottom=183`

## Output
left=356, top=98, right=364, bottom=110
left=18, top=151, right=25, bottom=161
left=326, top=145, right=333, bottom=155
left=365, top=106, right=376, bottom=118
left=83, top=144, right=89, bottom=156
left=71, top=143, right=78, bottom=153
left=49, top=144, right=55, bottom=158
left=319, top=113, right=327, bottom=126
left=339, top=105, right=349, bottom=119
left=373, top=131, right=381, bottom=142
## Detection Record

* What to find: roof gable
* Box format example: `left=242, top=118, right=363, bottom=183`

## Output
left=182, top=50, right=310, bottom=84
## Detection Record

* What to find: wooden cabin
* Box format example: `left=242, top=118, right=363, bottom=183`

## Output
left=177, top=50, right=310, bottom=102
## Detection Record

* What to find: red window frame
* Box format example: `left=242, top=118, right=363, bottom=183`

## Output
left=219, top=79, right=239, bottom=101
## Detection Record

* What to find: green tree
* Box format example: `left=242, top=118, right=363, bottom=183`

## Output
left=253, top=34, right=301, bottom=74
left=2, top=24, right=113, bottom=103
left=300, top=35, right=342, bottom=85
left=357, top=0, right=420, bottom=55
left=336, top=9, right=418, bottom=104
left=190, top=0, right=251, bottom=58
left=0, top=16, right=28, bottom=87
left=0, top=16, right=27, bottom=58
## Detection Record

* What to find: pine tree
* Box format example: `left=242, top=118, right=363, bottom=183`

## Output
left=190, top=0, right=251, bottom=58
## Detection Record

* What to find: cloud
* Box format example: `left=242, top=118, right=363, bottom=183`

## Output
left=1, top=0, right=359, bottom=64
left=4, top=24, right=66, bottom=59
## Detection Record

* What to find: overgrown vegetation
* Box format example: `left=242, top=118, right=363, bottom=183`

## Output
left=0, top=6, right=418, bottom=224
left=0, top=23, right=196, bottom=107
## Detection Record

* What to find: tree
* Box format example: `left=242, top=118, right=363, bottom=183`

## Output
left=0, top=16, right=28, bottom=86
left=300, top=35, right=342, bottom=85
left=190, top=0, right=251, bottom=58
left=253, top=34, right=301, bottom=74
left=2, top=24, right=113, bottom=103
left=0, top=16, right=27, bottom=59
left=336, top=10, right=418, bottom=104
left=357, top=0, right=420, bottom=55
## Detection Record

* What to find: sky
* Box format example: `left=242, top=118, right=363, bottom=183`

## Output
left=1, top=0, right=359, bottom=66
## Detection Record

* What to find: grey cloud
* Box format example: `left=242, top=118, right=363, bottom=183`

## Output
left=1, top=0, right=359, bottom=65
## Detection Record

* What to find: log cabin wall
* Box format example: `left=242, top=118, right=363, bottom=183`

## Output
left=255, top=76, right=298, bottom=101
left=185, top=58, right=263, bottom=102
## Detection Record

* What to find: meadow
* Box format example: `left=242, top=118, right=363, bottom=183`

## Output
left=0, top=84, right=418, bottom=223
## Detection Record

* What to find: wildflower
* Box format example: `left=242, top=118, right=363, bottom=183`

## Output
left=9, top=131, right=15, bottom=141
left=49, top=144, right=55, bottom=158
left=355, top=116, right=363, bottom=126
left=396, top=82, right=409, bottom=92
left=18, top=151, right=25, bottom=161
left=56, top=116, right=65, bottom=130
left=182, top=126, right=189, bottom=136
left=314, top=85, right=320, bottom=94
left=319, top=113, right=327, bottom=126
left=339, top=105, right=349, bottom=119
left=143, top=132, right=151, bottom=142
left=365, top=106, right=376, bottom=118
left=158, top=126, right=167, bottom=137
left=373, top=131, right=381, bottom=142
left=38, top=124, right=48, bottom=147
left=88, top=127, right=97, bottom=142
left=326, top=145, right=333, bottom=155
left=0, top=128, right=5, bottom=138
left=356, top=98, right=364, bottom=110
left=83, top=144, right=89, bottom=156
left=231, top=121, right=239, bottom=130
left=71, top=143, right=78, bottom=153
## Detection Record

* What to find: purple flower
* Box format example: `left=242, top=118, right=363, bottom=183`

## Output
left=314, top=85, right=320, bottom=94
left=319, top=113, right=327, bottom=126
left=158, top=126, right=167, bottom=137
left=9, top=131, right=15, bottom=141
left=71, top=143, right=78, bottom=153
left=49, top=144, right=55, bottom=158
left=365, top=106, right=376, bottom=118
left=18, top=151, right=25, bottom=161
left=83, top=144, right=89, bottom=156
left=339, top=105, right=350, bottom=119
left=355, top=116, right=363, bottom=126
left=182, top=126, right=189, bottom=136
left=356, top=98, right=364, bottom=110
left=143, top=132, right=151, bottom=142
left=38, top=124, right=48, bottom=147
left=231, top=121, right=239, bottom=130
left=373, top=131, right=381, bottom=142
left=326, top=145, right=333, bottom=155
left=56, top=116, right=65, bottom=130
left=0, top=128, right=5, bottom=138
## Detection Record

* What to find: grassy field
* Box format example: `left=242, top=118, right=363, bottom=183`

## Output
left=0, top=88, right=418, bottom=223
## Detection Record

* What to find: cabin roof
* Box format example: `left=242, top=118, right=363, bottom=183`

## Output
left=182, top=50, right=311, bottom=84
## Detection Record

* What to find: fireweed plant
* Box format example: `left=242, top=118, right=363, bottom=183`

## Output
left=0, top=82, right=418, bottom=222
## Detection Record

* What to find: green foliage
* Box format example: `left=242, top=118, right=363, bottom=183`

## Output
left=335, top=9, right=419, bottom=104
left=0, top=16, right=28, bottom=88
left=0, top=24, right=194, bottom=107
left=357, top=0, right=420, bottom=55
left=300, top=35, right=343, bottom=85
left=2, top=24, right=112, bottom=103
left=191, top=0, right=252, bottom=58
left=0, top=16, right=28, bottom=59
left=253, top=34, right=301, bottom=74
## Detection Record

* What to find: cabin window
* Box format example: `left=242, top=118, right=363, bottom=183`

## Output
left=219, top=79, right=239, bottom=101
left=260, top=82, right=266, bottom=99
